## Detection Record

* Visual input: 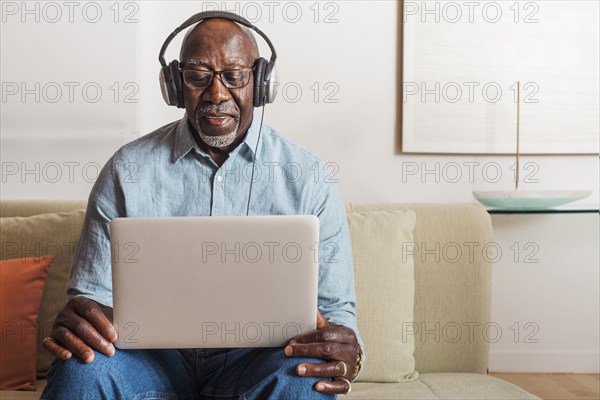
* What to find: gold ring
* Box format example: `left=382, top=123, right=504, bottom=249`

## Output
left=338, top=377, right=352, bottom=394
left=339, top=361, right=348, bottom=377
left=42, top=337, right=54, bottom=345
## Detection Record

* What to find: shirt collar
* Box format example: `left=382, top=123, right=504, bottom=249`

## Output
left=171, top=109, right=264, bottom=164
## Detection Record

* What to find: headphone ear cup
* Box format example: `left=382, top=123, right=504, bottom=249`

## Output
left=253, top=57, right=267, bottom=107
left=169, top=60, right=185, bottom=108
left=159, top=64, right=175, bottom=106
left=159, top=60, right=184, bottom=107
left=263, top=62, right=278, bottom=105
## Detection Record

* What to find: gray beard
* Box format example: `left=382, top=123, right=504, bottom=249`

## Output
left=196, top=118, right=240, bottom=148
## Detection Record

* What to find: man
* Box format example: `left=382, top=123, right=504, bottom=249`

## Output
left=41, top=13, right=363, bottom=400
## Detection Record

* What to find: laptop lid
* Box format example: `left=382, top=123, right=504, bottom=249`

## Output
left=110, top=215, right=319, bottom=349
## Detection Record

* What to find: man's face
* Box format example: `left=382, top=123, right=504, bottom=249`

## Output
left=180, top=19, right=257, bottom=148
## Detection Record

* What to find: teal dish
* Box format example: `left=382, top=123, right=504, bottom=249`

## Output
left=473, top=190, right=592, bottom=210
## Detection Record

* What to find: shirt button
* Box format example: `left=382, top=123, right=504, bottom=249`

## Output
left=217, top=175, right=223, bottom=183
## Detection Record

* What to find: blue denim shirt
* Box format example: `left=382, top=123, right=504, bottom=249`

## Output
left=68, top=109, right=363, bottom=351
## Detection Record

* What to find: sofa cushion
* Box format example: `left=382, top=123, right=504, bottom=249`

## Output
left=347, top=203, right=493, bottom=375
left=0, top=210, right=86, bottom=378
left=0, top=256, right=53, bottom=391
left=0, top=201, right=88, bottom=219
left=347, top=210, right=418, bottom=383
left=347, top=373, right=540, bottom=399
left=0, top=374, right=540, bottom=400
left=0, top=380, right=46, bottom=400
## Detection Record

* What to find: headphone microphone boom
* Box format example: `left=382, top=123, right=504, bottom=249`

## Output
left=158, top=11, right=279, bottom=108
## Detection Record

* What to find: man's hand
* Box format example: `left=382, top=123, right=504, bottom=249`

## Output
left=284, top=310, right=360, bottom=395
left=42, top=297, right=117, bottom=363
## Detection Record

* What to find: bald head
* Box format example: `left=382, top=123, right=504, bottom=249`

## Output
left=180, top=18, right=259, bottom=64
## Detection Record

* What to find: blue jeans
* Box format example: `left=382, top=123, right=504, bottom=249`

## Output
left=41, top=347, right=336, bottom=400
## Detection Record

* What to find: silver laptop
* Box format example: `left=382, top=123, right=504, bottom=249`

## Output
left=110, top=215, right=319, bottom=349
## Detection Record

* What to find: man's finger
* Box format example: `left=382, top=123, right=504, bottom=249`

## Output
left=289, top=327, right=344, bottom=345
left=296, top=361, right=349, bottom=378
left=52, top=326, right=96, bottom=363
left=285, top=341, right=351, bottom=360
left=42, top=337, right=72, bottom=360
left=74, top=298, right=117, bottom=342
left=314, top=378, right=351, bottom=395
left=68, top=317, right=116, bottom=357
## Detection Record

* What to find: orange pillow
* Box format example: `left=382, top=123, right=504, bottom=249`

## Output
left=0, top=256, right=53, bottom=391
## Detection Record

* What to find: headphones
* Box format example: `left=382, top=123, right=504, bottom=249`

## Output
left=158, top=11, right=278, bottom=108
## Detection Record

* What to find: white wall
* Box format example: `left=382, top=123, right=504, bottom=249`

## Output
left=1, top=0, right=598, bottom=372
left=1, top=0, right=140, bottom=199
left=489, top=213, right=600, bottom=373
left=2, top=1, right=599, bottom=204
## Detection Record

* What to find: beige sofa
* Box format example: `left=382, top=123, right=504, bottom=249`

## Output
left=0, top=200, right=538, bottom=400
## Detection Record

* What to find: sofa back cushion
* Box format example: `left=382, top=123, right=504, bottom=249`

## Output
left=347, top=209, right=419, bottom=383
left=0, top=200, right=88, bottom=218
left=347, top=203, right=493, bottom=374
left=0, top=210, right=86, bottom=378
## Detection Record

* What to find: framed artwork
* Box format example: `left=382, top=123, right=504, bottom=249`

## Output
left=401, top=0, right=599, bottom=154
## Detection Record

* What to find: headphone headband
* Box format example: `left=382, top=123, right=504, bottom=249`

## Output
left=158, top=11, right=277, bottom=67
left=158, top=11, right=278, bottom=108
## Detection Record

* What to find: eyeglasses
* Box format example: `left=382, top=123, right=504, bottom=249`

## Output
left=181, top=67, right=254, bottom=90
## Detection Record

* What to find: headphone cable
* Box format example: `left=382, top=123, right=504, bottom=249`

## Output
left=246, top=104, right=265, bottom=216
